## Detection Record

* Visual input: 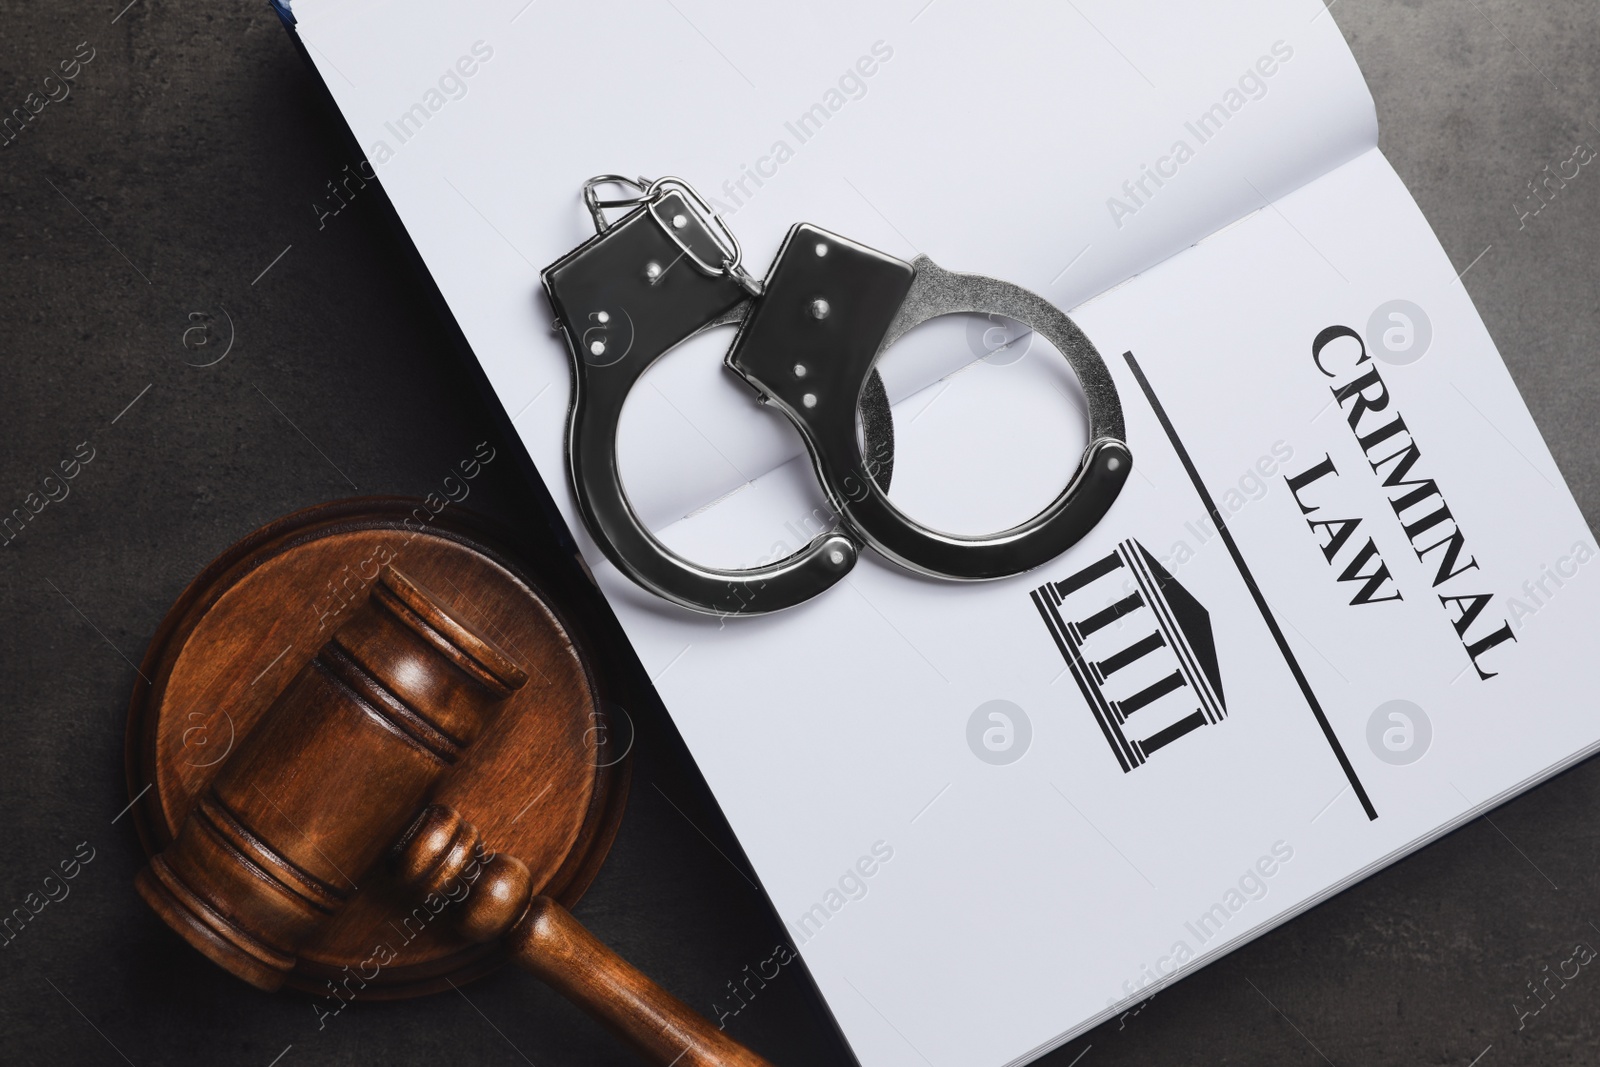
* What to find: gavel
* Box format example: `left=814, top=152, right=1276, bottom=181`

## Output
left=135, top=566, right=773, bottom=1067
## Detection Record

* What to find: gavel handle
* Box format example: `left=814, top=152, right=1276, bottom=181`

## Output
left=511, top=896, right=775, bottom=1067
left=395, top=805, right=776, bottom=1067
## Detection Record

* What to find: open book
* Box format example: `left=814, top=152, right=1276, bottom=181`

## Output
left=281, top=1, right=1600, bottom=1063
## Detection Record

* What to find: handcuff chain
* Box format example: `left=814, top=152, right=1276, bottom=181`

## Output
left=582, top=174, right=763, bottom=296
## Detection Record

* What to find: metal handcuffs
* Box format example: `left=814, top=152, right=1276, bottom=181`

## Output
left=541, top=175, right=1130, bottom=616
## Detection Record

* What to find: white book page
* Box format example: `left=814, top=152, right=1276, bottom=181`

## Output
left=616, top=148, right=1600, bottom=1066
left=289, top=0, right=1375, bottom=528
left=274, top=5, right=1600, bottom=1067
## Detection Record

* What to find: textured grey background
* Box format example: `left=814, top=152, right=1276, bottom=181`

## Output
left=2, top=2, right=1598, bottom=1065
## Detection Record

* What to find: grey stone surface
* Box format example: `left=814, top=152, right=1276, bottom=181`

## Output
left=1, top=2, right=1597, bottom=1065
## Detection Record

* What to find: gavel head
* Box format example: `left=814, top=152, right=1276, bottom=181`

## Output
left=135, top=566, right=528, bottom=991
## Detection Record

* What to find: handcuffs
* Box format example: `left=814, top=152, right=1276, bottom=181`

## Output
left=541, top=175, right=1131, bottom=616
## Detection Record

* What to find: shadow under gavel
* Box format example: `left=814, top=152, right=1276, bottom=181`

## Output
left=135, top=566, right=773, bottom=1067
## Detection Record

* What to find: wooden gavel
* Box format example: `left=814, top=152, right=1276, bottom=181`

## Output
left=134, top=566, right=773, bottom=1067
